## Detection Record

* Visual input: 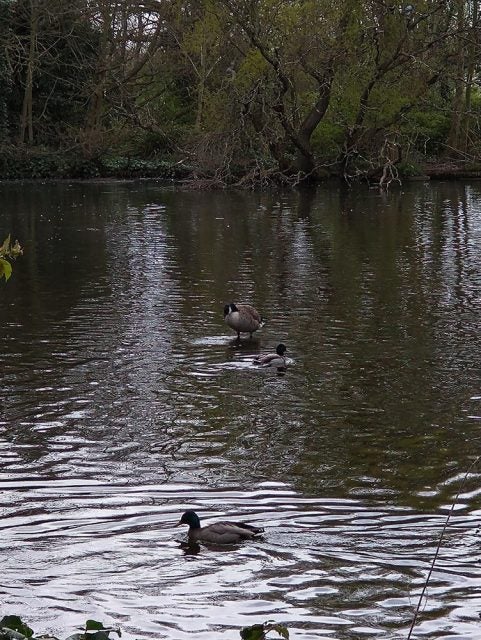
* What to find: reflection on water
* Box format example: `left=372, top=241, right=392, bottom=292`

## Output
left=1, top=180, right=481, bottom=638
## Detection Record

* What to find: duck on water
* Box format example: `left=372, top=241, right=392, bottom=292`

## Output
left=176, top=510, right=264, bottom=544
left=254, top=343, right=288, bottom=370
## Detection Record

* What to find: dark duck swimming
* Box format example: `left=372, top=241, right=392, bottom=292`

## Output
left=176, top=510, right=264, bottom=544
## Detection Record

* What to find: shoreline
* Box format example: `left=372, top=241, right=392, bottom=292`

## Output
left=0, top=157, right=480, bottom=185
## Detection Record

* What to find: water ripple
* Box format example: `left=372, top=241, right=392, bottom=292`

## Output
left=2, top=182, right=481, bottom=638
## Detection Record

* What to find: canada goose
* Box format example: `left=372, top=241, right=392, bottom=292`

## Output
left=223, top=303, right=264, bottom=339
left=254, top=343, right=287, bottom=370
left=176, top=510, right=264, bottom=544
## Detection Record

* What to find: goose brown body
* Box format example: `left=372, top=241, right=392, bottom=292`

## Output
left=177, top=510, right=264, bottom=544
left=224, top=303, right=264, bottom=338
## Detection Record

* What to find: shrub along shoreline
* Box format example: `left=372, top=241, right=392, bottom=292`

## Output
left=0, top=148, right=191, bottom=181
left=0, top=147, right=480, bottom=185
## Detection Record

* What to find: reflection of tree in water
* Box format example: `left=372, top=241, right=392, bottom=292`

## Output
left=3, top=182, right=481, bottom=512
left=199, top=183, right=481, bottom=510
left=1, top=183, right=181, bottom=472
left=2, top=184, right=121, bottom=466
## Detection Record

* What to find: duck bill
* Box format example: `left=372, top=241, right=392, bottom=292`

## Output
left=175, top=519, right=183, bottom=527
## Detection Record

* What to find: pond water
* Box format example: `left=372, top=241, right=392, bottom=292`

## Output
left=1, top=180, right=481, bottom=640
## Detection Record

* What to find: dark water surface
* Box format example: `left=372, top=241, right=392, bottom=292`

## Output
left=1, top=181, right=481, bottom=639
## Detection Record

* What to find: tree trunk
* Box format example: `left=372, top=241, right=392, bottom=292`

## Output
left=461, top=0, right=478, bottom=154
left=294, top=72, right=333, bottom=175
left=19, top=0, right=38, bottom=144
left=195, top=43, right=205, bottom=130
left=82, top=2, right=111, bottom=156
left=0, top=0, right=10, bottom=143
left=446, top=0, right=465, bottom=155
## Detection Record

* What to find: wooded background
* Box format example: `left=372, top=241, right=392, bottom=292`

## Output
left=1, top=0, right=479, bottom=183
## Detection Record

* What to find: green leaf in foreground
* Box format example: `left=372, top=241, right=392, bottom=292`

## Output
left=269, top=624, right=289, bottom=639
left=0, top=616, right=34, bottom=639
left=66, top=620, right=121, bottom=640
left=84, top=620, right=121, bottom=639
left=0, top=235, right=11, bottom=255
left=0, top=235, right=23, bottom=281
left=240, top=622, right=289, bottom=640
left=84, top=623, right=105, bottom=633
left=0, top=257, right=12, bottom=281
left=240, top=625, right=265, bottom=640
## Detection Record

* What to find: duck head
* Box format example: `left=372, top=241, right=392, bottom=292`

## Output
left=276, top=343, right=287, bottom=356
left=177, top=510, right=201, bottom=529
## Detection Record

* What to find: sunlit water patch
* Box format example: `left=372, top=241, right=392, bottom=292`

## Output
left=1, top=478, right=480, bottom=639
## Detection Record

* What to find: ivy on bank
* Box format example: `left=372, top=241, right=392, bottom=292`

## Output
left=0, top=149, right=191, bottom=181
left=0, top=616, right=289, bottom=640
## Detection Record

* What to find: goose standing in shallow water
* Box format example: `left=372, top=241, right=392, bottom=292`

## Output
left=176, top=510, right=264, bottom=544
left=254, top=343, right=288, bottom=370
left=224, top=303, right=264, bottom=339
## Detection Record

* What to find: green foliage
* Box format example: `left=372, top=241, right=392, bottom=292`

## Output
left=6, top=2, right=100, bottom=146
left=471, top=87, right=481, bottom=110
left=397, top=161, right=423, bottom=177
left=310, top=119, right=344, bottom=160
left=66, top=619, right=121, bottom=640
left=0, top=146, right=69, bottom=179
left=0, top=616, right=34, bottom=639
left=240, top=622, right=289, bottom=640
left=463, top=162, right=481, bottom=172
left=99, top=155, right=190, bottom=179
left=0, top=235, right=23, bottom=282
left=181, top=1, right=223, bottom=59
left=0, top=257, right=12, bottom=281
left=137, top=77, right=196, bottom=130
left=402, top=109, right=451, bottom=156
left=0, top=617, right=120, bottom=640
left=0, top=147, right=190, bottom=180
left=0, top=0, right=478, bottom=182
left=0, top=616, right=288, bottom=640
left=236, top=50, right=270, bottom=90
